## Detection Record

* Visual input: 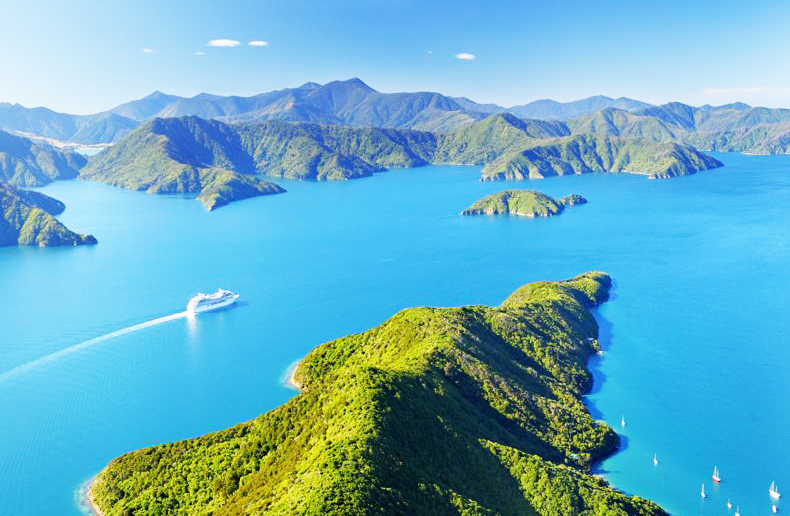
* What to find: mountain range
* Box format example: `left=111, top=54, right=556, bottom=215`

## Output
left=0, top=80, right=662, bottom=145
left=5, top=79, right=790, bottom=156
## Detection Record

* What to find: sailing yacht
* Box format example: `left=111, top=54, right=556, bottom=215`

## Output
left=727, top=499, right=732, bottom=509
left=772, top=505, right=778, bottom=514
left=701, top=484, right=706, bottom=498
left=621, top=415, right=626, bottom=427
left=653, top=453, right=659, bottom=466
left=770, top=481, right=781, bottom=499
left=712, top=466, right=721, bottom=483
left=735, top=506, right=740, bottom=516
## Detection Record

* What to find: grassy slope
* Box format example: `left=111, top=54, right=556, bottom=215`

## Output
left=91, top=272, right=665, bottom=516
left=0, top=183, right=96, bottom=246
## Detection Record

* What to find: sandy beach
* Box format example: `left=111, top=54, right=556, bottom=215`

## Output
left=83, top=477, right=104, bottom=516
left=287, top=360, right=302, bottom=390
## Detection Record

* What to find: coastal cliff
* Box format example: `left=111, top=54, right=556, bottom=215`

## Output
left=90, top=273, right=666, bottom=516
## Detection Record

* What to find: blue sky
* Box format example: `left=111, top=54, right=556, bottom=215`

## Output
left=1, top=0, right=789, bottom=113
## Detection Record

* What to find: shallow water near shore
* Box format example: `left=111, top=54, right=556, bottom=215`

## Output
left=0, top=154, right=788, bottom=515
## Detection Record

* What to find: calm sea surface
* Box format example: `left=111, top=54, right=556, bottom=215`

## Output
left=0, top=153, right=788, bottom=516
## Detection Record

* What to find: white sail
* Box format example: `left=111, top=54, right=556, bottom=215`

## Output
left=701, top=484, right=706, bottom=498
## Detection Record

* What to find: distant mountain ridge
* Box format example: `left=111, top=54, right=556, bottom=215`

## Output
left=507, top=95, right=654, bottom=119
left=6, top=79, right=790, bottom=154
left=0, top=80, right=659, bottom=145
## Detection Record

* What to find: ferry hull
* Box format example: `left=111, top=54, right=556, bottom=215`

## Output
left=187, top=294, right=240, bottom=314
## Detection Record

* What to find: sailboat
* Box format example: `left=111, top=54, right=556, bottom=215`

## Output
left=772, top=505, right=778, bottom=514
left=653, top=453, right=659, bottom=466
left=734, top=506, right=740, bottom=516
left=770, top=481, right=782, bottom=499
left=727, top=499, right=732, bottom=509
left=701, top=483, right=706, bottom=498
left=712, top=466, right=721, bottom=483
left=621, top=415, right=626, bottom=427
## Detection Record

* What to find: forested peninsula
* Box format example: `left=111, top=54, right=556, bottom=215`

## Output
left=0, top=183, right=96, bottom=246
left=89, top=272, right=666, bottom=516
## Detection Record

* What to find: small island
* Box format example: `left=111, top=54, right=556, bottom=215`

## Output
left=0, top=183, right=97, bottom=247
left=462, top=189, right=587, bottom=218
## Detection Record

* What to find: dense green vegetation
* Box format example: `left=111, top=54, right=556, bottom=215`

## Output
left=566, top=102, right=790, bottom=154
left=0, top=183, right=96, bottom=246
left=79, top=118, right=288, bottom=210
left=0, top=129, right=86, bottom=187
left=84, top=113, right=722, bottom=204
left=91, top=272, right=666, bottom=516
left=462, top=190, right=586, bottom=218
left=196, top=169, right=286, bottom=211
left=481, top=134, right=723, bottom=180
left=433, top=113, right=569, bottom=164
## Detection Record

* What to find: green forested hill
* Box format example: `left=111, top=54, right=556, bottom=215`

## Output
left=80, top=117, right=287, bottom=210
left=0, top=129, right=86, bottom=187
left=0, top=183, right=96, bottom=246
left=482, top=134, right=723, bottom=180
left=91, top=272, right=666, bottom=516
left=83, top=114, right=723, bottom=209
left=462, top=190, right=586, bottom=218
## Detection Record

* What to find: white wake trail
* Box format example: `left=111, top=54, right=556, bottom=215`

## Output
left=0, top=311, right=189, bottom=383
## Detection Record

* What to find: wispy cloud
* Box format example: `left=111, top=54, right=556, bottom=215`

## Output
left=142, top=48, right=156, bottom=53
left=455, top=52, right=476, bottom=61
left=248, top=40, right=269, bottom=47
left=208, top=39, right=241, bottom=48
left=195, top=51, right=205, bottom=56
left=427, top=50, right=433, bottom=55
left=703, top=86, right=790, bottom=95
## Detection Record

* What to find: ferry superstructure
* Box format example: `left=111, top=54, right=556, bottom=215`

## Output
left=187, top=289, right=239, bottom=314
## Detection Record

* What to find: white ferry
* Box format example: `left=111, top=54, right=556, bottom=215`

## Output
left=187, top=289, right=240, bottom=314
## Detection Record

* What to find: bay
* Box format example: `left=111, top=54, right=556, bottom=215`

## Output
left=0, top=153, right=788, bottom=515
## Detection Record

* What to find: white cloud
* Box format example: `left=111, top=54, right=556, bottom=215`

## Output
left=455, top=52, right=476, bottom=61
left=427, top=50, right=433, bottom=54
left=195, top=51, right=205, bottom=56
left=142, top=48, right=155, bottom=53
left=703, top=86, right=790, bottom=95
left=249, top=40, right=269, bottom=47
left=208, top=39, right=241, bottom=47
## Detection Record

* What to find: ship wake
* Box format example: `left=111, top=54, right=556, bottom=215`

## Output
left=0, top=311, right=189, bottom=383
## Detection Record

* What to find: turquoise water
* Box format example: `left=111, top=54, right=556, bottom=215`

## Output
left=0, top=154, right=788, bottom=516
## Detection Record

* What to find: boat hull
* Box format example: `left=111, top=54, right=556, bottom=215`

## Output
left=187, top=294, right=240, bottom=314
